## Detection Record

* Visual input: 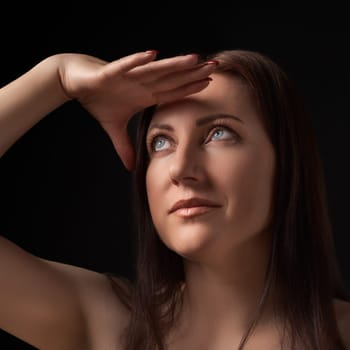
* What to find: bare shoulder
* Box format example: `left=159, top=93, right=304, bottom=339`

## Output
left=334, top=298, right=350, bottom=349
left=44, top=260, right=131, bottom=349
left=0, top=234, right=132, bottom=350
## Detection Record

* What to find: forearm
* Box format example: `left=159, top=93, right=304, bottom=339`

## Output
left=0, top=55, right=70, bottom=157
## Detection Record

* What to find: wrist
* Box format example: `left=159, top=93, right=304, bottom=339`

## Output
left=42, top=54, right=73, bottom=104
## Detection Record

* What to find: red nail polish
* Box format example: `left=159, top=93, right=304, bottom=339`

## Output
left=205, top=60, right=219, bottom=65
left=146, top=50, right=159, bottom=55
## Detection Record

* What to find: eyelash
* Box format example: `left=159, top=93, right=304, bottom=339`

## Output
left=146, top=123, right=241, bottom=154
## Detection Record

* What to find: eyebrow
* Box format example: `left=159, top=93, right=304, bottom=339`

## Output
left=148, top=113, right=244, bottom=131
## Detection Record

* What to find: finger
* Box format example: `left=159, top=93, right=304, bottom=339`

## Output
left=150, top=61, right=218, bottom=92
left=103, top=50, right=159, bottom=76
left=101, top=124, right=136, bottom=171
left=155, top=78, right=212, bottom=104
left=114, top=135, right=136, bottom=171
left=127, top=54, right=199, bottom=81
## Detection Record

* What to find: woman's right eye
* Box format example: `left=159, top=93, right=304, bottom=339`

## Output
left=150, top=136, right=171, bottom=152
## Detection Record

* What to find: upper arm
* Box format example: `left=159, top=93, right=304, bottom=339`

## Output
left=0, top=235, right=101, bottom=349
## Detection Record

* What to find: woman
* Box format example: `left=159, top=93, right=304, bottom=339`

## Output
left=0, top=49, right=349, bottom=350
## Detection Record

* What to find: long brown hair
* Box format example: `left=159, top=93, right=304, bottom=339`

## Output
left=120, top=49, right=350, bottom=349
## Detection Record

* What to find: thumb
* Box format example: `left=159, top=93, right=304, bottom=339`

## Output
left=101, top=123, right=136, bottom=171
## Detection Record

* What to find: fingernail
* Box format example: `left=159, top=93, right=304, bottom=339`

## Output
left=187, top=53, right=199, bottom=59
left=145, top=50, right=159, bottom=55
left=204, top=60, right=219, bottom=65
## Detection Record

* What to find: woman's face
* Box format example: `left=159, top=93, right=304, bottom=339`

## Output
left=145, top=74, right=275, bottom=262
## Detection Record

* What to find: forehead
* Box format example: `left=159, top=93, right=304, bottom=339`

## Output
left=151, top=73, right=257, bottom=125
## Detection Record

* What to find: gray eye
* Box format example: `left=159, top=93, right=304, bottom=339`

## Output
left=153, top=136, right=170, bottom=151
left=211, top=128, right=233, bottom=141
left=212, top=129, right=225, bottom=140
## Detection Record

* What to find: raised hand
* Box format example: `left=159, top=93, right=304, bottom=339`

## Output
left=58, top=50, right=217, bottom=170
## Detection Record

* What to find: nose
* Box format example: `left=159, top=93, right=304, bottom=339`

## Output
left=168, top=143, right=204, bottom=185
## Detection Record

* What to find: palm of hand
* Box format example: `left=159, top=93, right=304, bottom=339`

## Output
left=59, top=51, right=216, bottom=170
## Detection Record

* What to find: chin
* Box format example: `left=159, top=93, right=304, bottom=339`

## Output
left=160, top=226, right=218, bottom=260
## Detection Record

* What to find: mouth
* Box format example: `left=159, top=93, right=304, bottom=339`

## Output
left=168, top=198, right=221, bottom=218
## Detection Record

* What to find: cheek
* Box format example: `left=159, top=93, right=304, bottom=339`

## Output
left=145, top=165, right=156, bottom=210
left=145, top=163, right=164, bottom=222
left=222, top=149, right=275, bottom=228
left=146, top=163, right=175, bottom=246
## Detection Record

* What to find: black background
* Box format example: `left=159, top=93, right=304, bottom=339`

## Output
left=0, top=4, right=349, bottom=349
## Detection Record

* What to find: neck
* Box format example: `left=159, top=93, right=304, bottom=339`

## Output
left=177, top=231, right=277, bottom=340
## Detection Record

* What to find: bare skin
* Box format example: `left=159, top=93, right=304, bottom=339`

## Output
left=2, top=242, right=348, bottom=350
left=145, top=74, right=350, bottom=349
left=146, top=74, right=277, bottom=346
left=0, top=51, right=217, bottom=349
left=0, top=52, right=349, bottom=350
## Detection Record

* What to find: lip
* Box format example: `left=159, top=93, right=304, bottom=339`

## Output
left=168, top=197, right=222, bottom=215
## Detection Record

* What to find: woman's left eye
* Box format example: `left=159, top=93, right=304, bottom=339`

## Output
left=208, top=126, right=238, bottom=142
